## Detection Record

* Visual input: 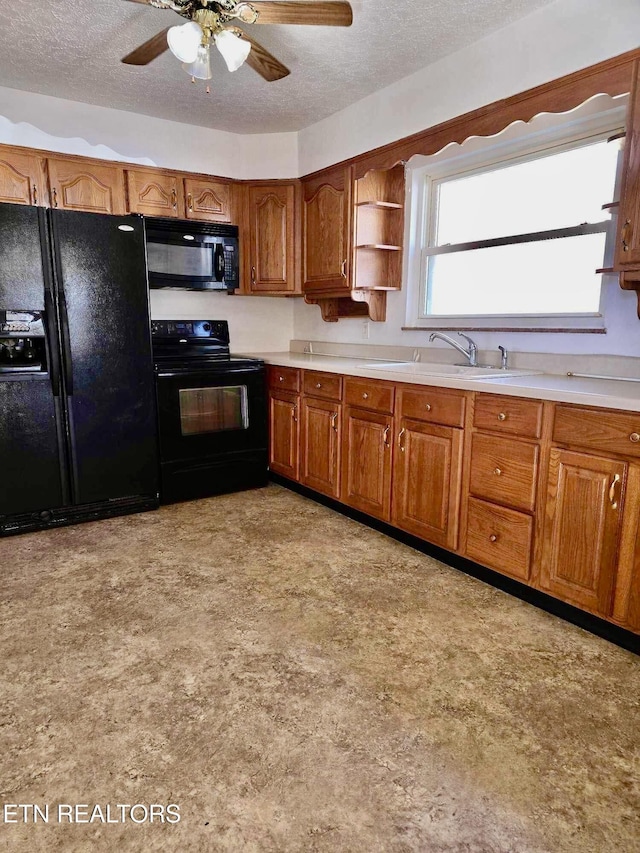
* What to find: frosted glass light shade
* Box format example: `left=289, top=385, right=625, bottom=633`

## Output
left=167, top=21, right=202, bottom=64
left=182, top=44, right=212, bottom=80
left=215, top=29, right=251, bottom=72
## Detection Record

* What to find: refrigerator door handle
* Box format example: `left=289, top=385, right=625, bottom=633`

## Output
left=43, top=288, right=62, bottom=397
left=57, top=286, right=74, bottom=396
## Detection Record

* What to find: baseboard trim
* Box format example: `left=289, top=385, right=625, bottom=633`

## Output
left=270, top=473, right=640, bottom=656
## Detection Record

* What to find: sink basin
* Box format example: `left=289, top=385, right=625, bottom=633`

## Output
left=357, top=361, right=538, bottom=380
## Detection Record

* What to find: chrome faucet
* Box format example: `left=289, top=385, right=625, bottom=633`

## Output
left=429, top=332, right=479, bottom=366
left=498, top=345, right=509, bottom=370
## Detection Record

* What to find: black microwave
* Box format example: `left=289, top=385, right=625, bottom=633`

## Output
left=145, top=218, right=239, bottom=292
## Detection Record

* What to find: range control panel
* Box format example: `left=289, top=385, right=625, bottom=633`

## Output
left=151, top=320, right=230, bottom=343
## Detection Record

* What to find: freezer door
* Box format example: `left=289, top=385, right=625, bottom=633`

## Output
left=0, top=379, right=68, bottom=519
left=50, top=210, right=159, bottom=505
left=0, top=204, right=47, bottom=309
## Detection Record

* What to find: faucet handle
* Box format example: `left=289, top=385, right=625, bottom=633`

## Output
left=457, top=332, right=476, bottom=348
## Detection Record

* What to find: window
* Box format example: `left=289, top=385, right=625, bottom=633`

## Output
left=406, top=97, right=626, bottom=331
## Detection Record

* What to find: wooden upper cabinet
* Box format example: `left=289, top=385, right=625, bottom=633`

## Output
left=617, top=60, right=640, bottom=266
left=47, top=158, right=126, bottom=215
left=0, top=147, right=46, bottom=206
left=303, top=166, right=352, bottom=294
left=248, top=184, right=296, bottom=293
left=540, top=448, right=626, bottom=616
left=185, top=177, right=231, bottom=222
left=127, top=169, right=183, bottom=218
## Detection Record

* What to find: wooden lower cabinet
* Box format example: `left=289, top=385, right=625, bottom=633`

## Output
left=392, top=418, right=463, bottom=550
left=266, top=371, right=640, bottom=637
left=539, top=448, right=626, bottom=616
left=268, top=392, right=299, bottom=480
left=300, top=397, right=341, bottom=498
left=341, top=406, right=393, bottom=521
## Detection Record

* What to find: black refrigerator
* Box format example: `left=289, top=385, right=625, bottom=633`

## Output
left=0, top=204, right=159, bottom=536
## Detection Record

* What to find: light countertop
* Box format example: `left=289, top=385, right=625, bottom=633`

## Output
left=241, top=351, right=640, bottom=414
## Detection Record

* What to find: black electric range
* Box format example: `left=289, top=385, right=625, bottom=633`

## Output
left=151, top=320, right=268, bottom=503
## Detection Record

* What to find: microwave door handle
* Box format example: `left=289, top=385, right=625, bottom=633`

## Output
left=214, top=244, right=225, bottom=282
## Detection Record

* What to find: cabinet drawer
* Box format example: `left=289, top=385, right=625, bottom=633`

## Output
left=303, top=370, right=342, bottom=401
left=469, top=434, right=539, bottom=512
left=398, top=386, right=465, bottom=427
left=465, top=497, right=533, bottom=581
left=553, top=405, right=640, bottom=459
left=474, top=394, right=543, bottom=438
left=344, top=377, right=394, bottom=413
left=267, top=365, right=300, bottom=393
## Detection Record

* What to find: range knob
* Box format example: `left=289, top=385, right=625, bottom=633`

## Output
left=203, top=323, right=211, bottom=332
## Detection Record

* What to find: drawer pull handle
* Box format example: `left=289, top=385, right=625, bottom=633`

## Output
left=494, top=467, right=502, bottom=476
left=341, top=259, right=347, bottom=278
left=316, top=383, right=322, bottom=389
left=187, top=193, right=193, bottom=212
left=425, top=404, right=432, bottom=412
left=171, top=188, right=177, bottom=209
left=383, top=425, right=391, bottom=447
left=609, top=473, right=621, bottom=510
left=630, top=433, right=640, bottom=443
left=331, top=412, right=338, bottom=431
left=362, top=392, right=369, bottom=400
left=292, top=405, right=298, bottom=423
left=398, top=427, right=406, bottom=452
left=489, top=534, right=498, bottom=543
left=498, top=412, right=507, bottom=422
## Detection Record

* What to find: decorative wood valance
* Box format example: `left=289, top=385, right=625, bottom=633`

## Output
left=301, top=47, right=640, bottom=182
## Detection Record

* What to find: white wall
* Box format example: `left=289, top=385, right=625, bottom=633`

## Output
left=293, top=0, right=640, bottom=359
left=0, top=86, right=298, bottom=179
left=150, top=290, right=295, bottom=353
left=297, top=0, right=640, bottom=175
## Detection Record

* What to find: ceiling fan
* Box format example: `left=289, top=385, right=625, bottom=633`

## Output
left=121, top=0, right=353, bottom=84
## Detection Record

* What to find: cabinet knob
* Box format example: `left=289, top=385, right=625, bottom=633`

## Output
left=278, top=375, right=284, bottom=382
left=498, top=412, right=507, bottom=421
left=494, top=467, right=502, bottom=476
left=630, top=433, right=640, bottom=443
left=489, top=534, right=498, bottom=543
left=425, top=404, right=432, bottom=412
left=316, top=383, right=322, bottom=389
left=362, top=392, right=369, bottom=400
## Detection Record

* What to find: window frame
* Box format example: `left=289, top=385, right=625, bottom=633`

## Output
left=404, top=99, right=626, bottom=332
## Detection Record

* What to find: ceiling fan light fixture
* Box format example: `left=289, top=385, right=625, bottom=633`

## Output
left=214, top=29, right=252, bottom=73
left=167, top=20, right=203, bottom=64
left=182, top=43, right=213, bottom=80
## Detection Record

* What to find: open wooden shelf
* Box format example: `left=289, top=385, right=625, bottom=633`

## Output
left=355, top=201, right=403, bottom=209
left=356, top=243, right=402, bottom=251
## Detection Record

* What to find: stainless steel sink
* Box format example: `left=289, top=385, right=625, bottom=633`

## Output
left=356, top=361, right=539, bottom=380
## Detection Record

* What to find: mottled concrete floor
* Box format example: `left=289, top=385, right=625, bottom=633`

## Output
left=0, top=484, right=638, bottom=852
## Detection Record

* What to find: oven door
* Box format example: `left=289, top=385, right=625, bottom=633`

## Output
left=156, top=365, right=266, bottom=461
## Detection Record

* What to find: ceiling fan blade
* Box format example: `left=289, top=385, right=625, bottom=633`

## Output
left=249, top=1, right=353, bottom=26
left=233, top=30, right=290, bottom=81
left=122, top=27, right=171, bottom=65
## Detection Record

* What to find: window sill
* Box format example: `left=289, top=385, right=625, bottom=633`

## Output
left=403, top=315, right=607, bottom=334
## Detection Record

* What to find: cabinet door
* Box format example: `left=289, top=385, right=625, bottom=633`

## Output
left=249, top=184, right=296, bottom=293
left=392, top=419, right=463, bottom=550
left=48, top=158, right=126, bottom=215
left=617, top=60, right=640, bottom=266
left=126, top=169, right=182, bottom=218
left=303, top=166, right=352, bottom=294
left=341, top=406, right=393, bottom=521
left=185, top=178, right=231, bottom=222
left=0, top=147, right=46, bottom=206
left=540, top=448, right=626, bottom=615
left=269, top=392, right=299, bottom=480
left=300, top=397, right=340, bottom=498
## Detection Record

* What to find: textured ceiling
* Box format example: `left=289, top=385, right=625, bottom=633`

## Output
left=0, top=0, right=558, bottom=133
